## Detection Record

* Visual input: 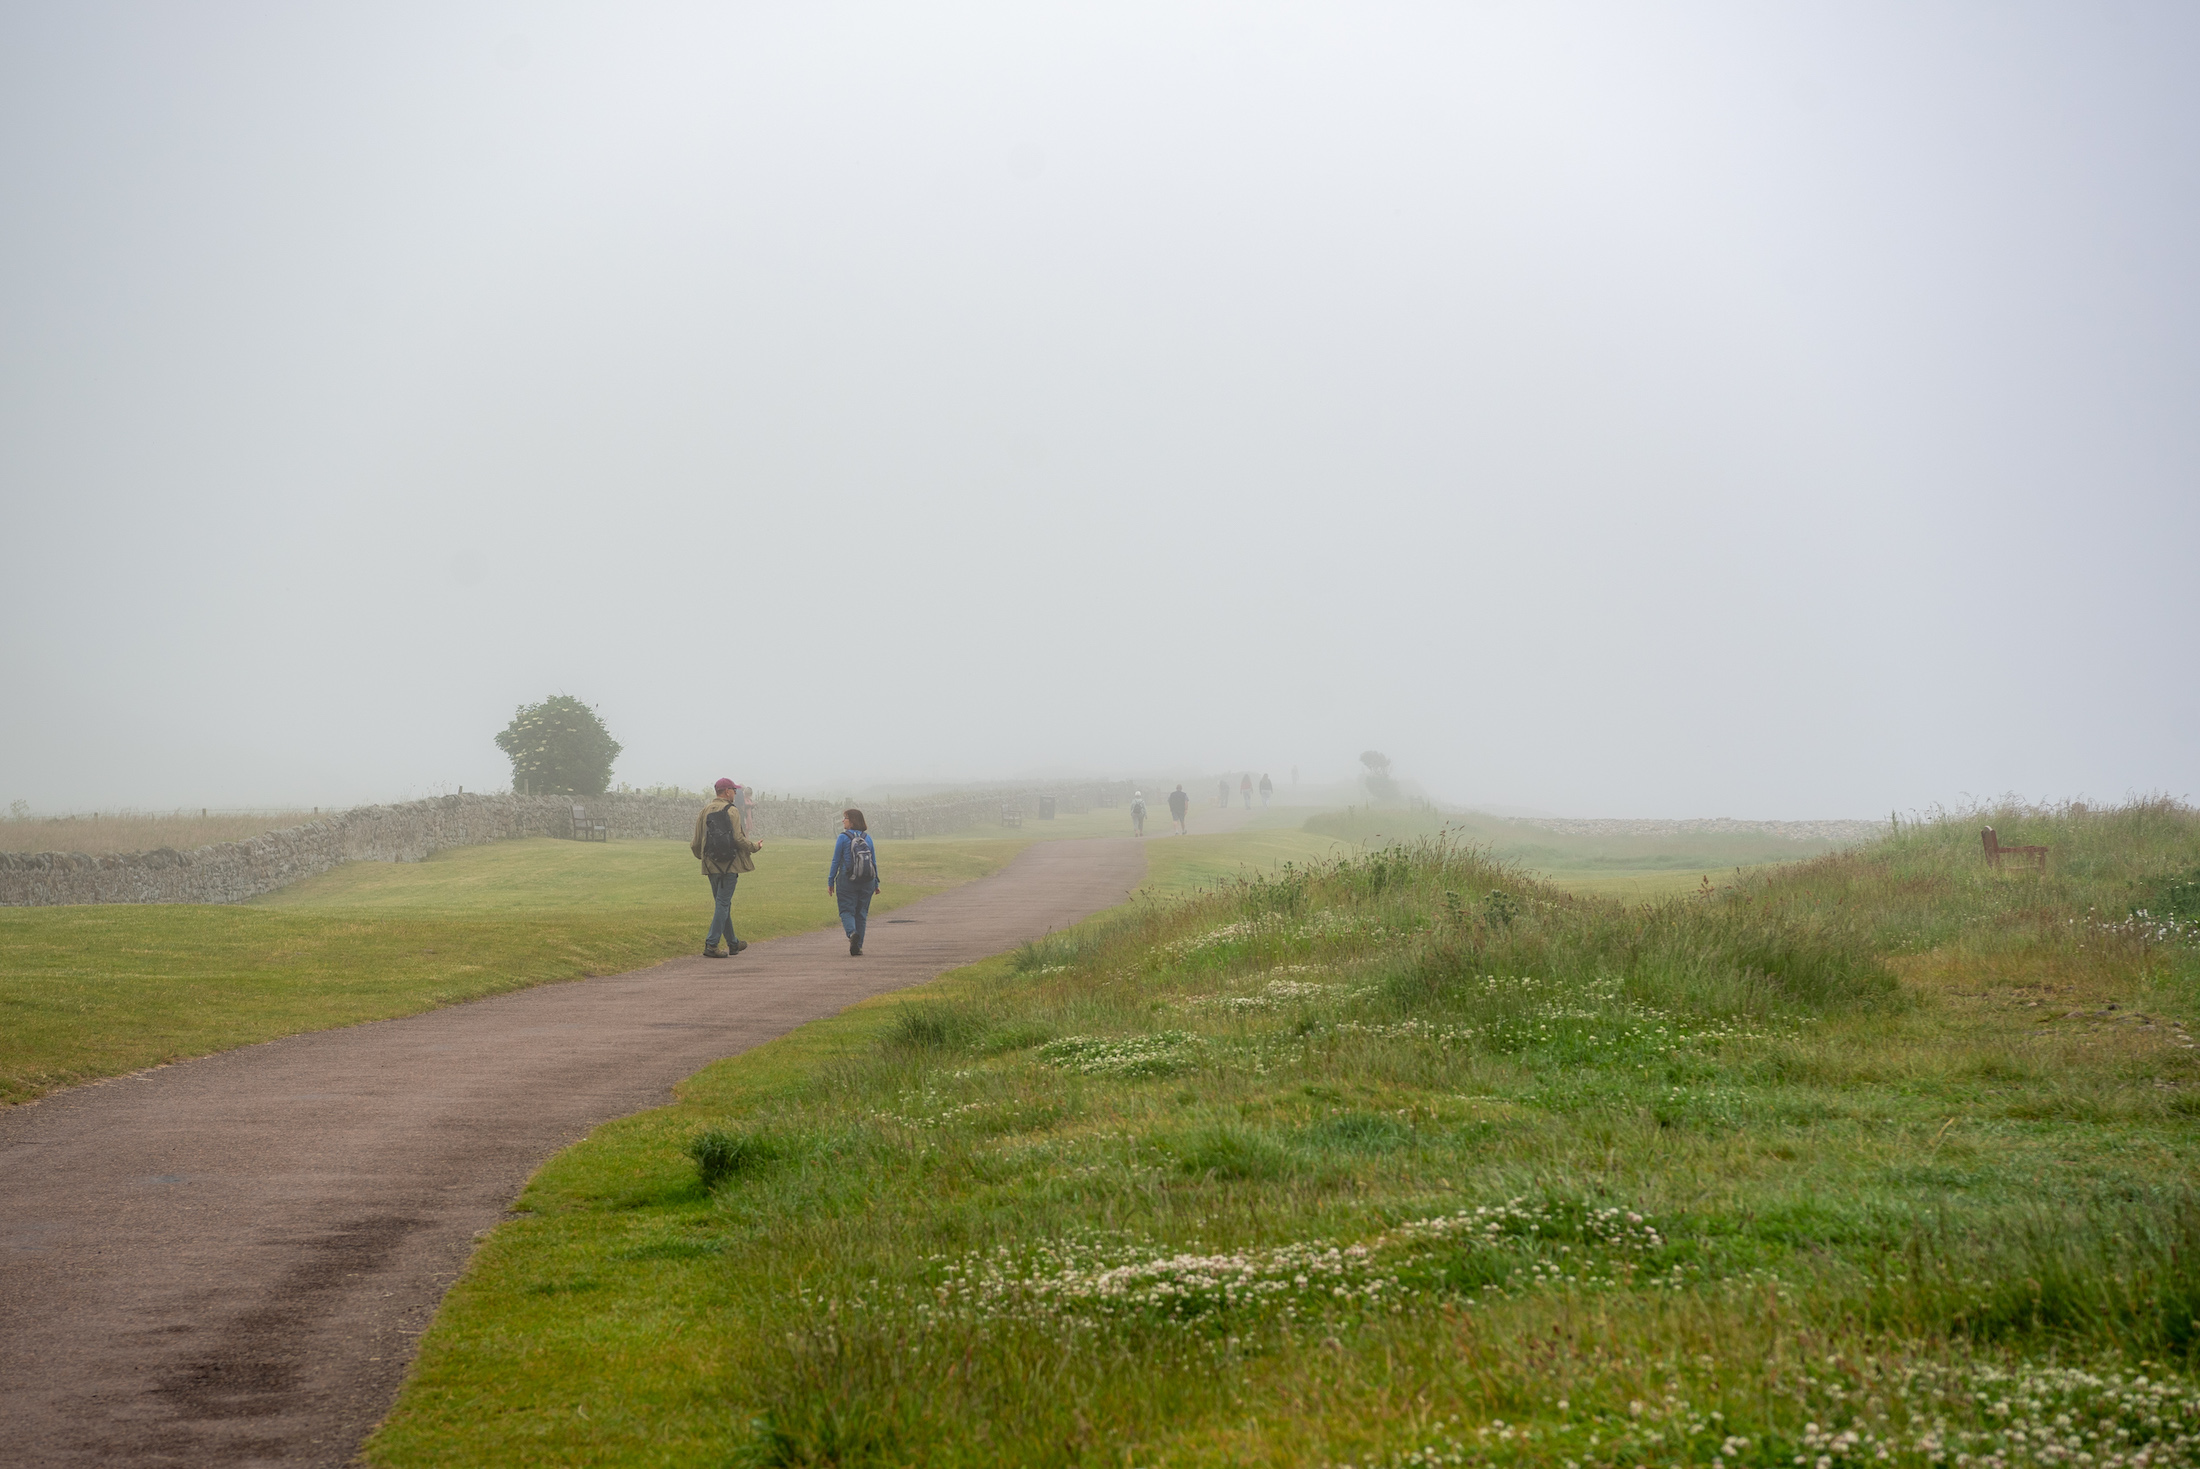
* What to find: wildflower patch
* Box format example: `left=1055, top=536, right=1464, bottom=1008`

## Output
left=1036, top=1031, right=1204, bottom=1077
left=1182, top=976, right=1342, bottom=1012
left=1330, top=1358, right=2200, bottom=1469
left=904, top=1198, right=1676, bottom=1336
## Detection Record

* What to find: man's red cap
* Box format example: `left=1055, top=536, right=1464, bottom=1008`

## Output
left=714, top=778, right=736, bottom=792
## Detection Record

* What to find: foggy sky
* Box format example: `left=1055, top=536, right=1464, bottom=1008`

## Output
left=3, top=2, right=2195, bottom=817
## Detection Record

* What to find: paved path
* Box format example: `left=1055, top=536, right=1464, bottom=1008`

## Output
left=0, top=836, right=1147, bottom=1467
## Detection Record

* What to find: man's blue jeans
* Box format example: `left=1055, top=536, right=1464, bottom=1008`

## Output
left=836, top=880, right=875, bottom=950
left=706, top=871, right=740, bottom=951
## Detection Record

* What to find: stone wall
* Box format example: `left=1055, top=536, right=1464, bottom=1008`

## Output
left=0, top=781, right=1141, bottom=906
left=0, top=793, right=681, bottom=907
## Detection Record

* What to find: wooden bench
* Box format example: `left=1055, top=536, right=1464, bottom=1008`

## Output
left=1981, top=826, right=2045, bottom=871
left=570, top=805, right=608, bottom=842
left=1000, top=804, right=1023, bottom=829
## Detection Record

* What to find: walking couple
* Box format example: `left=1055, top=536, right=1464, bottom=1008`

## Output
left=691, top=781, right=883, bottom=959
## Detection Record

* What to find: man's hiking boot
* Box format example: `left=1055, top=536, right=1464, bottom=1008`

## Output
left=704, top=946, right=728, bottom=959
left=849, top=936, right=861, bottom=956
left=730, top=940, right=748, bottom=955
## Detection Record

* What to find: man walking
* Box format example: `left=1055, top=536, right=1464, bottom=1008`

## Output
left=1240, top=773, right=1254, bottom=809
left=1259, top=773, right=1273, bottom=806
left=1131, top=790, right=1147, bottom=837
left=1168, top=784, right=1190, bottom=836
left=692, top=777, right=761, bottom=957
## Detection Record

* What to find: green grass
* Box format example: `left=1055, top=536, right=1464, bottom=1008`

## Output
left=0, top=835, right=1024, bottom=1104
left=1303, top=805, right=1861, bottom=868
left=1140, top=825, right=1359, bottom=896
left=365, top=799, right=2200, bottom=1467
left=1305, top=805, right=1869, bottom=905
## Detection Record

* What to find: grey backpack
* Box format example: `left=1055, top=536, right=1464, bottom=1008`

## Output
left=843, top=832, right=876, bottom=885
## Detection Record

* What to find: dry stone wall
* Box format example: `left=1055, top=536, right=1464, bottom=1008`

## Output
left=0, top=781, right=1141, bottom=906
left=0, top=794, right=691, bottom=906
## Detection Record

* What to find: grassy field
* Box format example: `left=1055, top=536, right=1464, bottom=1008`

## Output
left=1141, top=824, right=1361, bottom=894
left=1133, top=807, right=1831, bottom=903
left=1307, top=807, right=1866, bottom=902
left=0, top=807, right=322, bottom=854
left=366, top=799, right=2200, bottom=1468
left=0, top=834, right=1023, bottom=1105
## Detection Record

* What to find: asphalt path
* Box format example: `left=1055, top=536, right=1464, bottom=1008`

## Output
left=0, top=833, right=1153, bottom=1467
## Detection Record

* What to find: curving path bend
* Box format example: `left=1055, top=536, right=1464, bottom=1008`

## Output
left=0, top=835, right=1147, bottom=1467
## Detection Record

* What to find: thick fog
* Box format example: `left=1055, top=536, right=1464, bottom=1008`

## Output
left=2, top=3, right=2194, bottom=817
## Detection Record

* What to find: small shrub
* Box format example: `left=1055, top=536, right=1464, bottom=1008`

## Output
left=686, top=1126, right=776, bottom=1189
left=1166, top=1126, right=1291, bottom=1180
left=883, top=1002, right=983, bottom=1052
left=1300, top=1112, right=1412, bottom=1153
left=1011, top=935, right=1077, bottom=973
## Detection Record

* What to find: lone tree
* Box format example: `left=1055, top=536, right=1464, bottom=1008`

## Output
left=495, top=695, right=622, bottom=796
left=1359, top=749, right=1399, bottom=804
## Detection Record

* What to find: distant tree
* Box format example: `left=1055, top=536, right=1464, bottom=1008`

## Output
left=495, top=695, right=622, bottom=796
left=1359, top=750, right=1399, bottom=804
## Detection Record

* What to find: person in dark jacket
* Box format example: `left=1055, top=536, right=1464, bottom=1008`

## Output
left=691, top=778, right=762, bottom=957
left=1167, top=784, right=1190, bottom=835
left=828, top=807, right=882, bottom=956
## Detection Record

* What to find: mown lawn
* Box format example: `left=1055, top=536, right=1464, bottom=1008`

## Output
left=368, top=801, right=2200, bottom=1468
left=0, top=834, right=1025, bottom=1104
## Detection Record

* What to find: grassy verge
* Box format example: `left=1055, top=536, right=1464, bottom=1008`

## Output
left=367, top=799, right=2200, bottom=1467
left=0, top=834, right=1023, bottom=1104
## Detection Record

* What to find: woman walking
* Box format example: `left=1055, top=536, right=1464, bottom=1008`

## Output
left=828, top=808, right=882, bottom=956
left=691, top=778, right=761, bottom=957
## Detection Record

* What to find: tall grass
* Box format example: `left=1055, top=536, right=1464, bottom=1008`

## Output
left=1865, top=1193, right=2200, bottom=1357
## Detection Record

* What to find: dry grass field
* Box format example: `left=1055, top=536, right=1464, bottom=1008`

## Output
left=0, top=808, right=321, bottom=854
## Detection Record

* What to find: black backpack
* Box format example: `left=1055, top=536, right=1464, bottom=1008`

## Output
left=703, top=803, right=742, bottom=863
left=842, top=831, right=876, bottom=885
